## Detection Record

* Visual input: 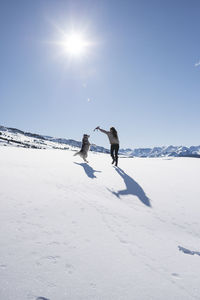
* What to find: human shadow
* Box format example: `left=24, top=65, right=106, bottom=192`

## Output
left=110, top=167, right=151, bottom=207
left=74, top=162, right=101, bottom=179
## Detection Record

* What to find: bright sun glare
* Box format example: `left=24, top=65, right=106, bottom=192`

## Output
left=50, top=23, right=94, bottom=61
left=62, top=32, right=89, bottom=57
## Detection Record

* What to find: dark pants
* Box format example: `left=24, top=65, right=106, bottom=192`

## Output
left=111, top=144, right=119, bottom=164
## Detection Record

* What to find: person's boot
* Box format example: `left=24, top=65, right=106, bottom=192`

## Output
left=115, top=157, right=118, bottom=167
left=111, top=156, right=115, bottom=164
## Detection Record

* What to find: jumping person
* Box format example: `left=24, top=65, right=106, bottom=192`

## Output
left=95, top=126, right=120, bottom=166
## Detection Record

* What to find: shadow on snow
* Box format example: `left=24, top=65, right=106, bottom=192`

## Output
left=74, top=162, right=101, bottom=179
left=109, top=167, right=151, bottom=207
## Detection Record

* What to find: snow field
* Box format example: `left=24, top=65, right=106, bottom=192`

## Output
left=0, top=147, right=200, bottom=300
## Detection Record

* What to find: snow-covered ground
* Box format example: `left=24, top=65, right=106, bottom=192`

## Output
left=0, top=147, right=200, bottom=300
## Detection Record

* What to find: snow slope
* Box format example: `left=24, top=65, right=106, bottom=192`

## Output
left=0, top=147, right=200, bottom=300
left=0, top=125, right=109, bottom=154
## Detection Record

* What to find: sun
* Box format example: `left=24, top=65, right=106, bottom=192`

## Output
left=60, top=31, right=90, bottom=58
left=64, top=33, right=88, bottom=56
left=48, top=23, right=95, bottom=61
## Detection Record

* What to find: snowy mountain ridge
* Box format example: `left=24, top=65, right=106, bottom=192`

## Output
left=120, top=145, right=200, bottom=158
left=0, top=125, right=109, bottom=154
left=0, top=125, right=200, bottom=157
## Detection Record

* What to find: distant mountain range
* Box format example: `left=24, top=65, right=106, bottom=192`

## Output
left=119, top=146, right=200, bottom=158
left=0, top=125, right=200, bottom=158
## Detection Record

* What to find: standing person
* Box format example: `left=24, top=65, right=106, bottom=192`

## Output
left=95, top=126, right=120, bottom=166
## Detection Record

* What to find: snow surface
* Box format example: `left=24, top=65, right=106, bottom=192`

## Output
left=0, top=147, right=200, bottom=300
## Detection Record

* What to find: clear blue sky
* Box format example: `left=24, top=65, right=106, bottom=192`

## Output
left=1, top=0, right=200, bottom=148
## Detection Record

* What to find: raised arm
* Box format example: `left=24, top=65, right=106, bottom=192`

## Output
left=99, top=128, right=109, bottom=134
left=96, top=127, right=109, bottom=134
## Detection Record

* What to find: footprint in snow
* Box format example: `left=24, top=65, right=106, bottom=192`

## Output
left=0, top=264, right=7, bottom=269
left=36, top=297, right=50, bottom=300
left=44, top=255, right=60, bottom=263
left=171, top=273, right=181, bottom=279
left=65, top=263, right=74, bottom=274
